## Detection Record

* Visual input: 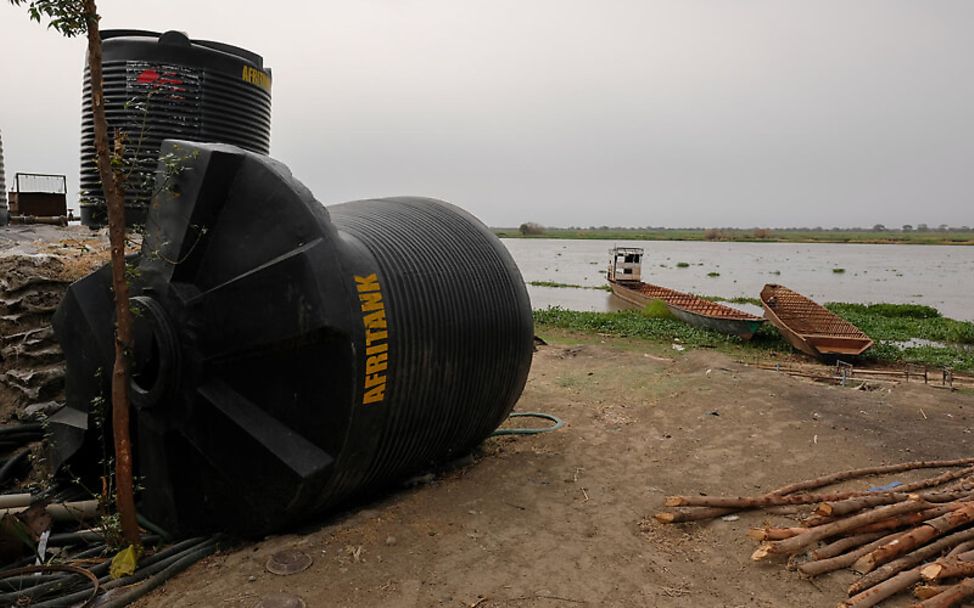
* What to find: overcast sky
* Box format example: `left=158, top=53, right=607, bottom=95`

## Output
left=1, top=1, right=971, bottom=228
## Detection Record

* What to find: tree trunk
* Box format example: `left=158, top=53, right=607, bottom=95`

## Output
left=83, top=0, right=140, bottom=548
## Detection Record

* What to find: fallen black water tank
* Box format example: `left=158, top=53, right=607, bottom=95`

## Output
left=79, top=30, right=272, bottom=227
left=53, top=140, right=533, bottom=535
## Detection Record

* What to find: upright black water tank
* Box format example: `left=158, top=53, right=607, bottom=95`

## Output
left=53, top=140, right=534, bottom=536
left=0, top=129, right=7, bottom=226
left=79, top=30, right=272, bottom=227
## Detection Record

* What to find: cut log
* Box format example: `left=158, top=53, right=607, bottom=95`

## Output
left=848, top=527, right=974, bottom=596
left=800, top=532, right=900, bottom=577
left=914, top=585, right=950, bottom=600
left=852, top=503, right=974, bottom=574
left=911, top=578, right=974, bottom=608
left=658, top=458, right=974, bottom=524
left=819, top=487, right=972, bottom=518
left=753, top=499, right=931, bottom=560
left=810, top=532, right=887, bottom=561
left=852, top=505, right=958, bottom=535
left=841, top=568, right=922, bottom=608
left=748, top=527, right=806, bottom=542
left=920, top=551, right=974, bottom=582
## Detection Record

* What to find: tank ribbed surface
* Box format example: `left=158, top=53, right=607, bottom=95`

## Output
left=0, top=130, right=7, bottom=225
left=79, top=30, right=271, bottom=226
left=327, top=198, right=534, bottom=497
left=54, top=142, right=534, bottom=536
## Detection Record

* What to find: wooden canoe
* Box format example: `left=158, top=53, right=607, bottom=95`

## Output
left=760, top=284, right=873, bottom=358
left=609, top=280, right=765, bottom=340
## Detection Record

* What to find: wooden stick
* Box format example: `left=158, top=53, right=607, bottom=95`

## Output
left=914, top=585, right=950, bottom=600
left=671, top=470, right=974, bottom=510
left=848, top=527, right=974, bottom=596
left=747, top=527, right=807, bottom=542
left=853, top=503, right=974, bottom=574
left=921, top=551, right=974, bottom=582
left=820, top=488, right=972, bottom=518
left=842, top=568, right=925, bottom=607
left=658, top=458, right=974, bottom=524
left=911, top=578, right=974, bottom=608
left=753, top=499, right=931, bottom=560
left=853, top=505, right=958, bottom=535
left=799, top=532, right=900, bottom=577
left=948, top=541, right=974, bottom=557
left=809, top=532, right=887, bottom=561
left=654, top=507, right=735, bottom=523
left=668, top=489, right=900, bottom=509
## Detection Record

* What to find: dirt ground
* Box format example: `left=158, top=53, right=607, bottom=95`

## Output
left=137, top=330, right=974, bottom=608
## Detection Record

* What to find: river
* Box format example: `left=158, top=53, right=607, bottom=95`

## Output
left=501, top=239, right=974, bottom=321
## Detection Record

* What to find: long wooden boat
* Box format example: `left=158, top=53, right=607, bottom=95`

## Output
left=609, top=280, right=765, bottom=340
left=760, top=284, right=873, bottom=358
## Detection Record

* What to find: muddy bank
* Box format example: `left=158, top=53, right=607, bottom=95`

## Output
left=135, top=331, right=974, bottom=607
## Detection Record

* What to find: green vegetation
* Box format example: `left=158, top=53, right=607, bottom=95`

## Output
left=495, top=227, right=974, bottom=246
left=534, top=302, right=974, bottom=372
left=529, top=280, right=611, bottom=292
left=832, top=268, right=846, bottom=274
left=641, top=299, right=673, bottom=319
left=676, top=262, right=690, bottom=268
left=705, top=295, right=762, bottom=307
left=707, top=272, right=720, bottom=277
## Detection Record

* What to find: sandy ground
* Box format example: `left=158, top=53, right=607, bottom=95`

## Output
left=128, top=330, right=974, bottom=608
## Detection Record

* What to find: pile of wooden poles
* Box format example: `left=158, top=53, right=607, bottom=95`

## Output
left=655, top=457, right=974, bottom=607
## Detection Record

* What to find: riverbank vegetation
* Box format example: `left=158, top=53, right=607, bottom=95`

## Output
left=528, top=280, right=611, bottom=291
left=534, top=303, right=974, bottom=372
left=496, top=226, right=974, bottom=246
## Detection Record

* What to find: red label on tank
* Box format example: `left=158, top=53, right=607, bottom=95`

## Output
left=136, top=69, right=160, bottom=84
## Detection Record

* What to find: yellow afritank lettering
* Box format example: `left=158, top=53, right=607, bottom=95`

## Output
left=363, top=383, right=386, bottom=404
left=365, top=372, right=385, bottom=389
left=240, top=65, right=272, bottom=92
left=356, top=272, right=390, bottom=405
left=366, top=343, right=388, bottom=356
left=354, top=274, right=380, bottom=293
left=362, top=309, right=386, bottom=330
left=366, top=353, right=388, bottom=375
left=359, top=291, right=383, bottom=312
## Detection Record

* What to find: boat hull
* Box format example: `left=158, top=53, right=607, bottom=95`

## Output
left=760, top=284, right=873, bottom=358
left=610, top=281, right=764, bottom=340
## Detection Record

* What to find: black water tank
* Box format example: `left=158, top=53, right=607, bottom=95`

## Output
left=53, top=140, right=534, bottom=536
left=79, top=30, right=272, bottom=227
left=0, top=129, right=7, bottom=226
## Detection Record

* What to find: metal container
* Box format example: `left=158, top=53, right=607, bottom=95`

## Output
left=0, top=130, right=7, bottom=226
left=10, top=173, right=68, bottom=217
left=79, top=30, right=272, bottom=227
left=53, top=140, right=534, bottom=535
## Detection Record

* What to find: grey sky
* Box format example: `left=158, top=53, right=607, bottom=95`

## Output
left=1, top=1, right=971, bottom=228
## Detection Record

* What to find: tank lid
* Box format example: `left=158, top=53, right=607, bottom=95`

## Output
left=100, top=29, right=266, bottom=70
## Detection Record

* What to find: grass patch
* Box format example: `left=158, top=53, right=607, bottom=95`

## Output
left=707, top=272, right=720, bottom=277
left=529, top=280, right=611, bottom=292
left=641, top=299, right=673, bottom=319
left=534, top=303, right=974, bottom=372
left=704, top=295, right=762, bottom=307
left=832, top=268, right=846, bottom=274
left=676, top=262, right=690, bottom=268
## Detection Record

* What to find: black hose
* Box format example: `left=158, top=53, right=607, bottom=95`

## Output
left=89, top=542, right=218, bottom=608
left=0, top=449, right=30, bottom=484
left=30, top=539, right=217, bottom=608
left=0, top=423, right=44, bottom=436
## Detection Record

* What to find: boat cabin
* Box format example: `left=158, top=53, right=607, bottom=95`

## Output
left=608, top=247, right=644, bottom=283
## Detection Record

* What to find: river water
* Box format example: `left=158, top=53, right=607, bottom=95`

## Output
left=501, top=239, right=974, bottom=321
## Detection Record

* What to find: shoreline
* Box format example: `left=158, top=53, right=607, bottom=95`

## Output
left=495, top=228, right=974, bottom=246
left=533, top=303, right=974, bottom=374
